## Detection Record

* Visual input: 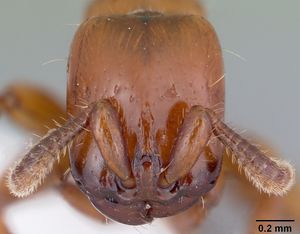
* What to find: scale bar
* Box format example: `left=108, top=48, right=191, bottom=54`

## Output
left=256, top=220, right=295, bottom=222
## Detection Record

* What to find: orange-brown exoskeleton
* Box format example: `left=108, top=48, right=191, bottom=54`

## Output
left=0, top=0, right=296, bottom=232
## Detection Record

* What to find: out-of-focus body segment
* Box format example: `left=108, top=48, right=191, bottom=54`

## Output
left=84, top=0, right=206, bottom=18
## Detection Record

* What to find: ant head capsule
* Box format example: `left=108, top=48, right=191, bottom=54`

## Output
left=67, top=7, right=225, bottom=225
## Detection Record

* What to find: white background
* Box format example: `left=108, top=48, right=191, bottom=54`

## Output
left=0, top=0, right=299, bottom=233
